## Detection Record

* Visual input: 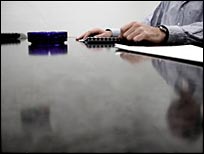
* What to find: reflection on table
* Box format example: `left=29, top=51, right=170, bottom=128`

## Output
left=152, top=60, right=203, bottom=141
left=28, top=44, right=68, bottom=56
left=118, top=51, right=203, bottom=141
left=1, top=38, right=203, bottom=153
left=21, top=105, right=52, bottom=143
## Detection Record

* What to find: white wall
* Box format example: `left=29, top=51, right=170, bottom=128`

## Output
left=1, top=1, right=160, bottom=37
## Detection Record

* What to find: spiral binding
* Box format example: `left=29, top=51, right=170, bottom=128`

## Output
left=83, top=37, right=121, bottom=44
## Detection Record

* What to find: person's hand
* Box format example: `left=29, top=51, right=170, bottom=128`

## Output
left=76, top=28, right=112, bottom=41
left=120, top=21, right=166, bottom=44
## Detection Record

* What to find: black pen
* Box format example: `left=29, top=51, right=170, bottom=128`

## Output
left=1, top=33, right=27, bottom=40
left=1, top=33, right=27, bottom=44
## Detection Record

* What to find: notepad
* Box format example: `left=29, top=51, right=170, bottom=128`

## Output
left=79, top=37, right=154, bottom=46
left=115, top=44, right=203, bottom=63
left=79, top=37, right=121, bottom=44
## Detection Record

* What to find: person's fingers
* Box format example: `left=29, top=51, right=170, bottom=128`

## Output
left=76, top=31, right=94, bottom=40
left=121, top=22, right=141, bottom=36
left=120, top=22, right=134, bottom=34
left=126, top=28, right=142, bottom=40
left=76, top=28, right=106, bottom=40
left=90, top=28, right=104, bottom=34
left=76, top=32, right=87, bottom=40
left=76, top=31, right=93, bottom=40
left=95, top=33, right=107, bottom=37
left=82, top=31, right=93, bottom=40
left=133, top=33, right=145, bottom=42
left=123, top=27, right=136, bottom=38
left=118, top=34, right=123, bottom=38
left=95, top=31, right=112, bottom=37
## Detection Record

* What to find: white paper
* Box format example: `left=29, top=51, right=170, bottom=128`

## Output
left=115, top=44, right=203, bottom=63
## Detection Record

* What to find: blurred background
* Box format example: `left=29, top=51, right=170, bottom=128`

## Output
left=1, top=1, right=160, bottom=37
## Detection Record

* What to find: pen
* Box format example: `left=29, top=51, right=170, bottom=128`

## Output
left=1, top=33, right=27, bottom=41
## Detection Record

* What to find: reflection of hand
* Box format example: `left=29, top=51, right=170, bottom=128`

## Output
left=120, top=52, right=148, bottom=64
left=76, top=28, right=112, bottom=40
left=120, top=21, right=166, bottom=43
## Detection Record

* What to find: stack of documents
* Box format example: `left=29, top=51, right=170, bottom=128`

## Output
left=115, top=44, right=203, bottom=63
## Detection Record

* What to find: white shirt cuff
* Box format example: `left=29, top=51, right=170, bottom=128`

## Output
left=106, top=28, right=120, bottom=37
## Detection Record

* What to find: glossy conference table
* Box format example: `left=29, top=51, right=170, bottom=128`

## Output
left=1, top=38, right=203, bottom=153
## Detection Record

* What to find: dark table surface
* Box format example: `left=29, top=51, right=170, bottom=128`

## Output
left=1, top=38, right=203, bottom=153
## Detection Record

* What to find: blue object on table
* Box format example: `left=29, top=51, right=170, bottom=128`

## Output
left=27, top=31, right=67, bottom=44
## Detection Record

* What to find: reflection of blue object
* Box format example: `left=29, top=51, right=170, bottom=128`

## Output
left=27, top=31, right=67, bottom=44
left=29, top=44, right=68, bottom=55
